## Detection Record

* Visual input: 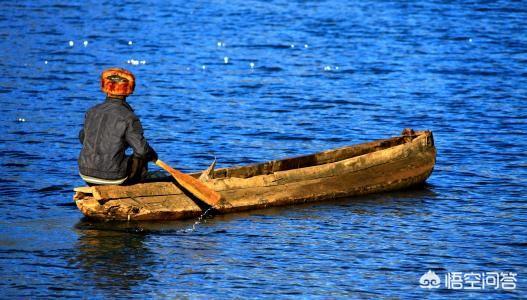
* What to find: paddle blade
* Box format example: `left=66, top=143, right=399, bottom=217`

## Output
left=155, top=160, right=221, bottom=207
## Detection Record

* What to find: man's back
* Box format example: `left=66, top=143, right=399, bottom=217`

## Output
left=78, top=97, right=152, bottom=180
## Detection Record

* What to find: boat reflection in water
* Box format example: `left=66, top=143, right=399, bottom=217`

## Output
left=72, top=223, right=154, bottom=294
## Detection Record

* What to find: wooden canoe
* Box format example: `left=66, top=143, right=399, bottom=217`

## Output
left=73, top=129, right=436, bottom=221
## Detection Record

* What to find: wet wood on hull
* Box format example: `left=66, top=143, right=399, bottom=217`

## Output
left=73, top=129, right=436, bottom=221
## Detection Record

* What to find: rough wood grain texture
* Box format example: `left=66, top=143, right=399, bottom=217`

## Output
left=92, top=182, right=183, bottom=200
left=216, top=146, right=435, bottom=213
left=75, top=194, right=202, bottom=221
left=74, top=129, right=436, bottom=221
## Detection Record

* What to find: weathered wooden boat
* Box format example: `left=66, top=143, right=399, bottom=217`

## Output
left=73, top=129, right=436, bottom=221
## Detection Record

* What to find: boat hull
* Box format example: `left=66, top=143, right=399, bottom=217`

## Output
left=74, top=130, right=436, bottom=221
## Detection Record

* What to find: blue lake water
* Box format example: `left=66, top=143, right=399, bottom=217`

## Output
left=1, top=0, right=526, bottom=298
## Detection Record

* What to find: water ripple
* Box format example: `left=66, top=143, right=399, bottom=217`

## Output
left=0, top=0, right=526, bottom=298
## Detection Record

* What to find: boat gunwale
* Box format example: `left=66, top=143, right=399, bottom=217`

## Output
left=206, top=131, right=433, bottom=191
left=193, top=132, right=427, bottom=180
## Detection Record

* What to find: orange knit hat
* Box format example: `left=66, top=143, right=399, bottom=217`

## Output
left=101, top=68, right=135, bottom=96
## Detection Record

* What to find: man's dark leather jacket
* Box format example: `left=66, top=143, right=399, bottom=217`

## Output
left=78, top=97, right=156, bottom=179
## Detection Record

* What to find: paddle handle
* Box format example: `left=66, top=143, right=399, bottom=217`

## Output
left=155, top=159, right=221, bottom=207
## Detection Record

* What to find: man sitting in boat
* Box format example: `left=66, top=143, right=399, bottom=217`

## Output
left=78, top=68, right=158, bottom=186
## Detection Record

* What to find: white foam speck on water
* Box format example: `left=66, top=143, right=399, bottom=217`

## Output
left=223, top=56, right=229, bottom=64
left=335, top=66, right=339, bottom=70
left=202, top=65, right=207, bottom=70
left=304, top=44, right=309, bottom=48
left=68, top=41, right=74, bottom=47
left=44, top=61, right=48, bottom=64
left=83, top=40, right=88, bottom=47
left=126, top=59, right=146, bottom=65
left=290, top=44, right=295, bottom=48
left=186, top=67, right=190, bottom=71
left=128, top=41, right=133, bottom=45
left=16, top=118, right=26, bottom=122
left=469, top=38, right=473, bottom=43
left=250, top=62, right=255, bottom=69
left=217, top=41, right=225, bottom=47
left=324, top=65, right=332, bottom=71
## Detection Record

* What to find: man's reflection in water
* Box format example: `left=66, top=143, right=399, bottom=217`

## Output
left=71, top=221, right=154, bottom=294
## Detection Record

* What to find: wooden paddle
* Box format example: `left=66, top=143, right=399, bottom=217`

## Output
left=155, top=159, right=221, bottom=207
